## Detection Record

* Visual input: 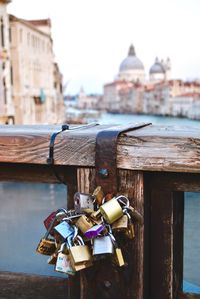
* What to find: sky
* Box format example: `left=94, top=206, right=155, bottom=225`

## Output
left=8, top=0, right=200, bottom=95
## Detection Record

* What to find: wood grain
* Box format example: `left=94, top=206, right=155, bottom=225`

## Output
left=0, top=272, right=68, bottom=299
left=0, top=125, right=199, bottom=173
left=150, top=189, right=173, bottom=299
left=76, top=168, right=145, bottom=299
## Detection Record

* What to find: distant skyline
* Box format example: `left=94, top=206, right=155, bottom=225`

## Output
left=8, top=0, right=200, bottom=95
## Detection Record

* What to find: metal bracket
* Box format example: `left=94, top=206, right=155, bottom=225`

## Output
left=95, top=123, right=151, bottom=195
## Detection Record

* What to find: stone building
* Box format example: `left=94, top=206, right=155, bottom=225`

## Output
left=0, top=0, right=14, bottom=124
left=9, top=15, right=64, bottom=124
left=103, top=44, right=172, bottom=114
left=103, top=80, right=143, bottom=113
left=103, top=44, right=200, bottom=119
left=143, top=82, right=171, bottom=115
left=77, top=87, right=101, bottom=110
left=0, top=0, right=64, bottom=124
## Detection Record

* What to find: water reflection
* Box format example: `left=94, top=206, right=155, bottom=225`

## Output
left=184, top=192, right=200, bottom=292
left=0, top=183, right=200, bottom=286
left=0, top=182, right=67, bottom=277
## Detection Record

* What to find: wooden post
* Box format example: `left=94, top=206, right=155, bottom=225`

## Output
left=76, top=168, right=145, bottom=299
left=150, top=189, right=184, bottom=299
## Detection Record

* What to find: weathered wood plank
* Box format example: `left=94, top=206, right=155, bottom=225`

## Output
left=0, top=163, right=76, bottom=183
left=76, top=168, right=145, bottom=299
left=118, top=170, right=145, bottom=299
left=150, top=189, right=173, bottom=299
left=145, top=172, right=200, bottom=192
left=179, top=293, right=200, bottom=299
left=0, top=272, right=68, bottom=299
left=0, top=125, right=199, bottom=173
left=173, top=192, right=184, bottom=298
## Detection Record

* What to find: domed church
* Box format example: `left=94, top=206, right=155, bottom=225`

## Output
left=118, top=44, right=145, bottom=83
left=117, top=44, right=171, bottom=83
left=149, top=57, right=171, bottom=82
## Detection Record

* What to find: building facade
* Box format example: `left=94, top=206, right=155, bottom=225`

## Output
left=102, top=44, right=200, bottom=120
left=0, top=0, right=64, bottom=124
left=0, top=0, right=14, bottom=123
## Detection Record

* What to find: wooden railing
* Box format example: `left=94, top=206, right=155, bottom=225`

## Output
left=0, top=123, right=199, bottom=299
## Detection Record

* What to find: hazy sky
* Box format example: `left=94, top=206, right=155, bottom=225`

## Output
left=8, top=0, right=200, bottom=94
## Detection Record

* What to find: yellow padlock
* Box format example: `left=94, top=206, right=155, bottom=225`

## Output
left=100, top=198, right=123, bottom=224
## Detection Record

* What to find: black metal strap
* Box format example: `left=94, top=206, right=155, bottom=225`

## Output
left=47, top=124, right=69, bottom=185
left=47, top=122, right=99, bottom=185
left=95, top=123, right=151, bottom=195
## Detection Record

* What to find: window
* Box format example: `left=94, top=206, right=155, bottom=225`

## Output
left=9, top=27, right=12, bottom=43
left=19, top=28, right=23, bottom=43
left=1, top=17, right=4, bottom=47
left=10, top=65, right=13, bottom=86
left=27, top=32, right=30, bottom=46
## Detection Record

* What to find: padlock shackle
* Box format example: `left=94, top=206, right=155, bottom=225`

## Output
left=58, top=242, right=66, bottom=253
left=116, top=195, right=130, bottom=208
left=72, top=225, right=78, bottom=241
left=62, top=214, right=84, bottom=222
left=108, top=232, right=118, bottom=249
left=72, top=235, right=85, bottom=246
left=123, top=209, right=132, bottom=221
left=44, top=216, right=57, bottom=239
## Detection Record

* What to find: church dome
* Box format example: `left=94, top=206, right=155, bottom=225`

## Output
left=149, top=57, right=165, bottom=74
left=119, top=45, right=144, bottom=72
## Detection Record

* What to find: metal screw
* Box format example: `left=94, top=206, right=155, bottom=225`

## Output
left=98, top=168, right=109, bottom=178
left=104, top=281, right=111, bottom=288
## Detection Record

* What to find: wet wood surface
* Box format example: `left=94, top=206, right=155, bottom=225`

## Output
left=0, top=124, right=199, bottom=173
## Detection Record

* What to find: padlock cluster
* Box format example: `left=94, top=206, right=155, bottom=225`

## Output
left=36, top=186, right=143, bottom=276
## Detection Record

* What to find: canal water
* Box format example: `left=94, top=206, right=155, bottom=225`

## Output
left=0, top=114, right=199, bottom=294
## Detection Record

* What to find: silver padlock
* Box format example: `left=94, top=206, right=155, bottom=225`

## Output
left=74, top=192, right=94, bottom=213
left=92, top=235, right=114, bottom=259
left=53, top=221, right=75, bottom=240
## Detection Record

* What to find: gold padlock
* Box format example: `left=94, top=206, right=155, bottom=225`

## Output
left=36, top=216, right=57, bottom=255
left=69, top=235, right=93, bottom=266
left=92, top=186, right=104, bottom=206
left=75, top=215, right=94, bottom=234
left=112, top=214, right=128, bottom=232
left=100, top=198, right=123, bottom=224
left=125, top=211, right=135, bottom=239
left=70, top=260, right=93, bottom=272
left=36, top=239, right=56, bottom=256
left=115, top=248, right=125, bottom=267
left=47, top=253, right=58, bottom=265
